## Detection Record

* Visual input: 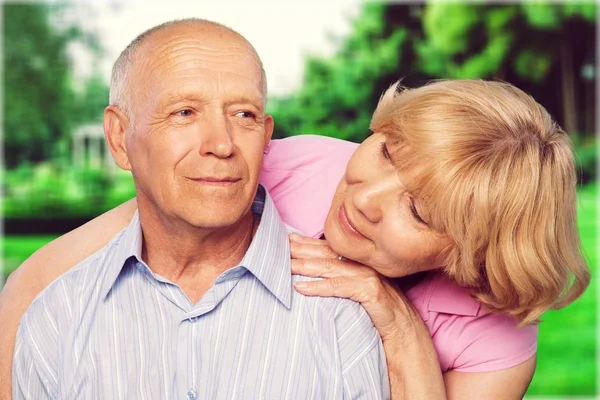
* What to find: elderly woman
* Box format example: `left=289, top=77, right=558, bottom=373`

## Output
left=0, top=80, right=589, bottom=399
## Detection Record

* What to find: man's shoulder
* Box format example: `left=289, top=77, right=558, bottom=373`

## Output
left=291, top=274, right=377, bottom=331
left=21, top=229, right=127, bottom=327
left=289, top=274, right=385, bottom=374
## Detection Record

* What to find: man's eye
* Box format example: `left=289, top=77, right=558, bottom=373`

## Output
left=236, top=111, right=256, bottom=119
left=175, top=109, right=193, bottom=117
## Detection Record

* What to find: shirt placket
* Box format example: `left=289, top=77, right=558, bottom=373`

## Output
left=176, top=314, right=202, bottom=400
left=174, top=268, right=248, bottom=399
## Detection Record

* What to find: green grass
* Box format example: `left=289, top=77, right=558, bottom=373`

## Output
left=1, top=184, right=597, bottom=396
left=526, top=183, right=597, bottom=397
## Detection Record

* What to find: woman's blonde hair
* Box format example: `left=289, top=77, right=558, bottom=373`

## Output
left=371, top=79, right=590, bottom=325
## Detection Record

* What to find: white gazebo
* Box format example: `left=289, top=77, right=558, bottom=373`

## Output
left=72, top=123, right=115, bottom=171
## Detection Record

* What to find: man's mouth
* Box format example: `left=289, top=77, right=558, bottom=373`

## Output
left=188, top=177, right=241, bottom=186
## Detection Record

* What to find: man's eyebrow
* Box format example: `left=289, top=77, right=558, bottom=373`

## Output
left=224, top=97, right=265, bottom=111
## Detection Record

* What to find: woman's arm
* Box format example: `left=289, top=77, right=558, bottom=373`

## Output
left=0, top=198, right=137, bottom=399
left=289, top=233, right=536, bottom=400
left=443, top=358, right=536, bottom=400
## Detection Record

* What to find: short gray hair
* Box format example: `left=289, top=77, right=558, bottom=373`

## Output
left=109, top=18, right=268, bottom=118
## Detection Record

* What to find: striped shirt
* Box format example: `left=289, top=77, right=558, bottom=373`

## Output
left=13, top=186, right=390, bottom=400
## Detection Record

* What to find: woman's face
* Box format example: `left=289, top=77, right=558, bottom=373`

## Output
left=324, top=133, right=452, bottom=278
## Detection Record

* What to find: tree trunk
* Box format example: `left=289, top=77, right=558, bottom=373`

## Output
left=560, top=38, right=577, bottom=137
left=584, top=81, right=595, bottom=137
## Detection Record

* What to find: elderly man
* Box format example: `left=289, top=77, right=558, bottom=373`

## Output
left=10, top=19, right=389, bottom=399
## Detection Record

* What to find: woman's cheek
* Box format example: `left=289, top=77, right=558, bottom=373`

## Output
left=382, top=222, right=429, bottom=266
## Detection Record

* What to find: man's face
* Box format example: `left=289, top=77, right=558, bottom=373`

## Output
left=118, top=25, right=273, bottom=229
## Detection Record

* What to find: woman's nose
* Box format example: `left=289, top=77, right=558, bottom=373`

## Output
left=352, top=182, right=385, bottom=224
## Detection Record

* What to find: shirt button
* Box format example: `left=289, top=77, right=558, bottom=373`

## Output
left=190, top=316, right=199, bottom=323
left=187, top=389, right=197, bottom=400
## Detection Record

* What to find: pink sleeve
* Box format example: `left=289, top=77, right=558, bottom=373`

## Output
left=439, top=313, right=538, bottom=373
left=259, top=135, right=358, bottom=237
left=408, top=273, right=538, bottom=373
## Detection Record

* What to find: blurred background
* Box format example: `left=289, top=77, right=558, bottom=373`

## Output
left=1, top=1, right=597, bottom=397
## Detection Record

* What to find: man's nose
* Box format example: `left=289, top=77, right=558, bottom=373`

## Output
left=198, top=113, right=234, bottom=158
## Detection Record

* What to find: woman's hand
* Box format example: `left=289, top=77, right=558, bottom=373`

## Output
left=289, top=233, right=448, bottom=400
left=290, top=233, right=416, bottom=343
left=290, top=233, right=432, bottom=344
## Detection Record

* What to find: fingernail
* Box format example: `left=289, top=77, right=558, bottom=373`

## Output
left=294, top=282, right=309, bottom=289
left=289, top=233, right=300, bottom=241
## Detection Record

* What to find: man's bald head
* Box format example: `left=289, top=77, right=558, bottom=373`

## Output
left=108, top=18, right=268, bottom=118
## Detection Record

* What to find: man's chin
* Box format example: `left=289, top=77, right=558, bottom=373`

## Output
left=176, top=204, right=251, bottom=230
left=181, top=214, right=246, bottom=230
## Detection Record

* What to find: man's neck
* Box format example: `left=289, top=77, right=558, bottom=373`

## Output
left=137, top=201, right=259, bottom=303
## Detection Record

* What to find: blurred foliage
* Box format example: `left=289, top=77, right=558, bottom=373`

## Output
left=3, top=4, right=106, bottom=168
left=3, top=4, right=74, bottom=167
left=416, top=2, right=596, bottom=82
left=271, top=4, right=410, bottom=142
left=3, top=162, right=134, bottom=219
left=572, top=135, right=598, bottom=184
left=416, top=5, right=517, bottom=79
left=271, top=2, right=596, bottom=149
left=73, top=73, right=110, bottom=124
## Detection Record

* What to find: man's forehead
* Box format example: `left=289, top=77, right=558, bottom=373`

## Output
left=137, top=23, right=257, bottom=62
left=136, top=33, right=262, bottom=82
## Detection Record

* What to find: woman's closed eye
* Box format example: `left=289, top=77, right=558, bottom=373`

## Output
left=409, top=198, right=427, bottom=225
left=380, top=142, right=392, bottom=162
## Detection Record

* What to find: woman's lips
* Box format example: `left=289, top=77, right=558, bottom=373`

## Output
left=338, top=204, right=367, bottom=240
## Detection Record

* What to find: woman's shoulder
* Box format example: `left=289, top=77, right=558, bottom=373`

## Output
left=406, top=271, right=482, bottom=318
left=407, top=272, right=538, bottom=373
left=260, top=135, right=358, bottom=237
left=262, top=135, right=358, bottom=173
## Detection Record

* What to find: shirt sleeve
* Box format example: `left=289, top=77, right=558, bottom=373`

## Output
left=335, top=301, right=390, bottom=399
left=447, top=312, right=538, bottom=373
left=12, top=322, right=58, bottom=399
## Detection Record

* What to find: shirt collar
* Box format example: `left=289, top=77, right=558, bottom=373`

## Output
left=237, top=185, right=292, bottom=308
left=100, top=210, right=144, bottom=300
left=100, top=185, right=292, bottom=308
left=420, top=273, right=481, bottom=317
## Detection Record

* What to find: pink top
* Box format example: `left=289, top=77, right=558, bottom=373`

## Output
left=259, top=134, right=538, bottom=373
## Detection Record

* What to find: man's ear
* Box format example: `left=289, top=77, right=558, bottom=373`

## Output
left=104, top=105, right=132, bottom=171
left=263, top=114, right=274, bottom=149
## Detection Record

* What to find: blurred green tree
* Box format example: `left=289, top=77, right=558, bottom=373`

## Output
left=3, top=4, right=105, bottom=168
left=415, top=2, right=596, bottom=137
left=73, top=72, right=109, bottom=125
left=270, top=2, right=595, bottom=183
left=270, top=4, right=422, bottom=142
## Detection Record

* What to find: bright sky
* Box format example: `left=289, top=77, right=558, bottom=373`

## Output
left=66, top=0, right=361, bottom=97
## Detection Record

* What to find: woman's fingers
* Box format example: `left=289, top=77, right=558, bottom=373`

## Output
left=291, top=258, right=376, bottom=279
left=295, top=275, right=385, bottom=303
left=290, top=238, right=338, bottom=260
left=295, top=277, right=359, bottom=299
left=288, top=233, right=326, bottom=245
left=294, top=275, right=401, bottom=338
